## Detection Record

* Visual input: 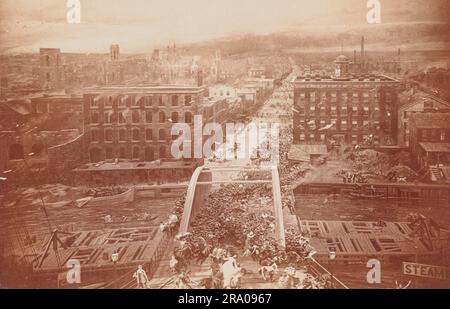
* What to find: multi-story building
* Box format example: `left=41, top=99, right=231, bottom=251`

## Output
left=244, top=77, right=275, bottom=91
left=409, top=113, right=450, bottom=175
left=398, top=91, right=450, bottom=147
left=103, top=44, right=124, bottom=85
left=39, top=48, right=64, bottom=90
left=209, top=84, right=238, bottom=101
left=83, top=85, right=206, bottom=163
left=31, top=94, right=83, bottom=115
left=248, top=67, right=266, bottom=78
left=292, top=55, right=400, bottom=147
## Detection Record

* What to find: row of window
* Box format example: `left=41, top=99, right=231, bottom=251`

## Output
left=89, top=94, right=194, bottom=108
left=298, top=119, right=382, bottom=131
left=299, top=106, right=380, bottom=115
left=90, top=111, right=193, bottom=124
left=212, top=90, right=234, bottom=97
left=297, top=91, right=393, bottom=99
left=298, top=98, right=393, bottom=105
left=419, top=129, right=448, bottom=142
left=90, top=128, right=178, bottom=142
left=299, top=134, right=380, bottom=142
left=300, top=105, right=379, bottom=112
left=90, top=146, right=168, bottom=162
left=299, top=112, right=384, bottom=122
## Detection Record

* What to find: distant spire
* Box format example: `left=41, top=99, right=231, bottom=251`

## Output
left=361, top=36, right=365, bottom=69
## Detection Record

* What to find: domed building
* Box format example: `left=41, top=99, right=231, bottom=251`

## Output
left=334, top=55, right=350, bottom=79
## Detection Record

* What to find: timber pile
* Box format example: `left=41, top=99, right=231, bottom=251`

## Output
left=86, top=187, right=128, bottom=198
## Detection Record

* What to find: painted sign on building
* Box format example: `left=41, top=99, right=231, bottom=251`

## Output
left=403, top=262, right=450, bottom=281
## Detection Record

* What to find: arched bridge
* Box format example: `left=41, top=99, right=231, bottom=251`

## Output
left=178, top=165, right=286, bottom=247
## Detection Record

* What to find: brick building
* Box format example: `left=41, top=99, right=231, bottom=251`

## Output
left=292, top=55, right=400, bottom=147
left=397, top=91, right=450, bottom=147
left=83, top=85, right=206, bottom=163
left=409, top=113, right=450, bottom=176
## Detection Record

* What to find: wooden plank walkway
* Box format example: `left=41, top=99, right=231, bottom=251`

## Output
left=33, top=227, right=162, bottom=273
left=299, top=220, right=449, bottom=263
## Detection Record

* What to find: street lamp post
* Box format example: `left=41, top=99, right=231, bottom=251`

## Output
left=0, top=176, right=7, bottom=207
left=111, top=252, right=119, bottom=288
left=329, top=251, right=336, bottom=289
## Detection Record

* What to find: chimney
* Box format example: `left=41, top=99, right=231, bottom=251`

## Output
left=110, top=44, right=120, bottom=62
left=354, top=50, right=357, bottom=63
left=361, top=36, right=365, bottom=69
left=197, top=70, right=203, bottom=87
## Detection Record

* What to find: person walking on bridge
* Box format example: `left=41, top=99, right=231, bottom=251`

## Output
left=133, top=265, right=149, bottom=289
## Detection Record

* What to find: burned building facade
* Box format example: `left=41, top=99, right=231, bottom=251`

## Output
left=104, top=44, right=124, bottom=85
left=292, top=55, right=400, bottom=147
left=38, top=48, right=64, bottom=90
left=83, top=86, right=206, bottom=163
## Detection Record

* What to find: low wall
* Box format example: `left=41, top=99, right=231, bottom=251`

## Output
left=86, top=187, right=135, bottom=207
left=179, top=166, right=212, bottom=234
left=294, top=182, right=450, bottom=201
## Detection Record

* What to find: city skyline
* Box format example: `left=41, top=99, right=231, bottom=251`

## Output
left=1, top=0, right=450, bottom=292
left=1, top=0, right=449, bottom=54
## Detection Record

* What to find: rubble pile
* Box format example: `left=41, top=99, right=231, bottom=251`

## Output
left=85, top=187, right=128, bottom=198
left=158, top=126, right=324, bottom=288
left=165, top=182, right=318, bottom=288
left=386, top=165, right=419, bottom=183
left=345, top=149, right=416, bottom=182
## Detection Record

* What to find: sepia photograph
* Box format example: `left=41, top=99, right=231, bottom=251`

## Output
left=0, top=0, right=450, bottom=294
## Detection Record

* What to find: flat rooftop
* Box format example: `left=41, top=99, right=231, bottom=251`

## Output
left=419, top=142, right=450, bottom=153
left=301, top=220, right=449, bottom=258
left=84, top=85, right=206, bottom=95
left=33, top=227, right=163, bottom=273
left=74, top=160, right=198, bottom=172
left=293, top=74, right=398, bottom=83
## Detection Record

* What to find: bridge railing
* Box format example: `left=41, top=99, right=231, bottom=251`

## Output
left=307, top=258, right=350, bottom=289
left=179, top=165, right=286, bottom=246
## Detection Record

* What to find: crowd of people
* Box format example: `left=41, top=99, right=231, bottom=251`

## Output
left=338, top=170, right=368, bottom=184
left=160, top=182, right=325, bottom=289
left=155, top=125, right=331, bottom=289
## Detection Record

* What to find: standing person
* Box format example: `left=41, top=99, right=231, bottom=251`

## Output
left=175, top=271, right=197, bottom=289
left=169, top=255, right=179, bottom=274
left=221, top=254, right=239, bottom=289
left=133, top=265, right=149, bottom=289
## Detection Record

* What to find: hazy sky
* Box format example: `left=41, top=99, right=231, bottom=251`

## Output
left=0, top=0, right=448, bottom=53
